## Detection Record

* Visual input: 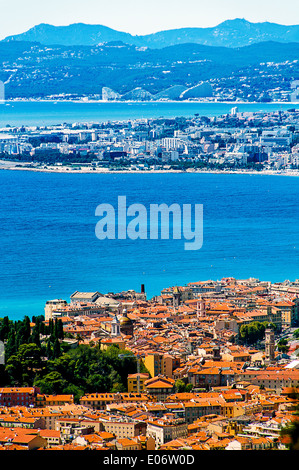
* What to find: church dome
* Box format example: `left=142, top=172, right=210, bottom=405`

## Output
left=120, top=315, right=133, bottom=325
left=119, top=309, right=134, bottom=335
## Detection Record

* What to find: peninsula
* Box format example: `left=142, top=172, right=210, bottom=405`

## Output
left=0, top=109, right=299, bottom=175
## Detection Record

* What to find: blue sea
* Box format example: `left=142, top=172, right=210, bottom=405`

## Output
left=0, top=100, right=298, bottom=127
left=0, top=101, right=298, bottom=321
left=0, top=170, right=298, bottom=321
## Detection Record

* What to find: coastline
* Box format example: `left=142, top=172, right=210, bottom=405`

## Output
left=0, top=160, right=298, bottom=176
left=1, top=101, right=298, bottom=176
left=3, top=98, right=299, bottom=105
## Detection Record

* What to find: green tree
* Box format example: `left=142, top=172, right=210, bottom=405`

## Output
left=46, top=339, right=53, bottom=360
left=280, top=421, right=299, bottom=450
left=175, top=379, right=187, bottom=393
left=17, top=343, right=42, bottom=370
left=52, top=338, right=61, bottom=359
left=34, top=371, right=67, bottom=394
left=46, top=354, right=76, bottom=383
left=5, top=354, right=23, bottom=384
left=239, top=321, right=269, bottom=345
left=29, top=325, right=41, bottom=348
left=86, top=373, right=111, bottom=392
left=19, top=316, right=31, bottom=343
left=109, top=369, right=125, bottom=393
left=62, top=383, right=84, bottom=403
left=54, top=319, right=64, bottom=340
left=5, top=329, right=17, bottom=359
left=278, top=338, right=289, bottom=354
left=0, top=316, right=11, bottom=341
left=48, top=319, right=54, bottom=336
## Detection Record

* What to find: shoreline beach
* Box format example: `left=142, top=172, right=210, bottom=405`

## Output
left=3, top=98, right=299, bottom=105
left=0, top=160, right=298, bottom=176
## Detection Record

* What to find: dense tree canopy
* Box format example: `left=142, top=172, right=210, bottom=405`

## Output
left=239, top=321, right=276, bottom=345
left=0, top=316, right=140, bottom=402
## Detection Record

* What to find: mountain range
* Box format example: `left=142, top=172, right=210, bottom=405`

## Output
left=3, top=18, right=299, bottom=49
left=0, top=39, right=298, bottom=99
left=1, top=18, right=298, bottom=100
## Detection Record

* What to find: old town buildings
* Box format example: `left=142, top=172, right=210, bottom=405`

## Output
left=1, top=276, right=299, bottom=450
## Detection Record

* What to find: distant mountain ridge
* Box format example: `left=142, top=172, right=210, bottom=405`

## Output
left=3, top=18, right=299, bottom=48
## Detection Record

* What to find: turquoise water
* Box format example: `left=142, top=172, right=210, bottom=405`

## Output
left=0, top=100, right=298, bottom=126
left=0, top=101, right=298, bottom=320
left=0, top=171, right=298, bottom=321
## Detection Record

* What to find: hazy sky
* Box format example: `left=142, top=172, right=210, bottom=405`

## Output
left=0, top=0, right=298, bottom=39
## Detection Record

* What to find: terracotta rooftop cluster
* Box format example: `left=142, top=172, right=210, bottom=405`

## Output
left=1, top=277, right=297, bottom=450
